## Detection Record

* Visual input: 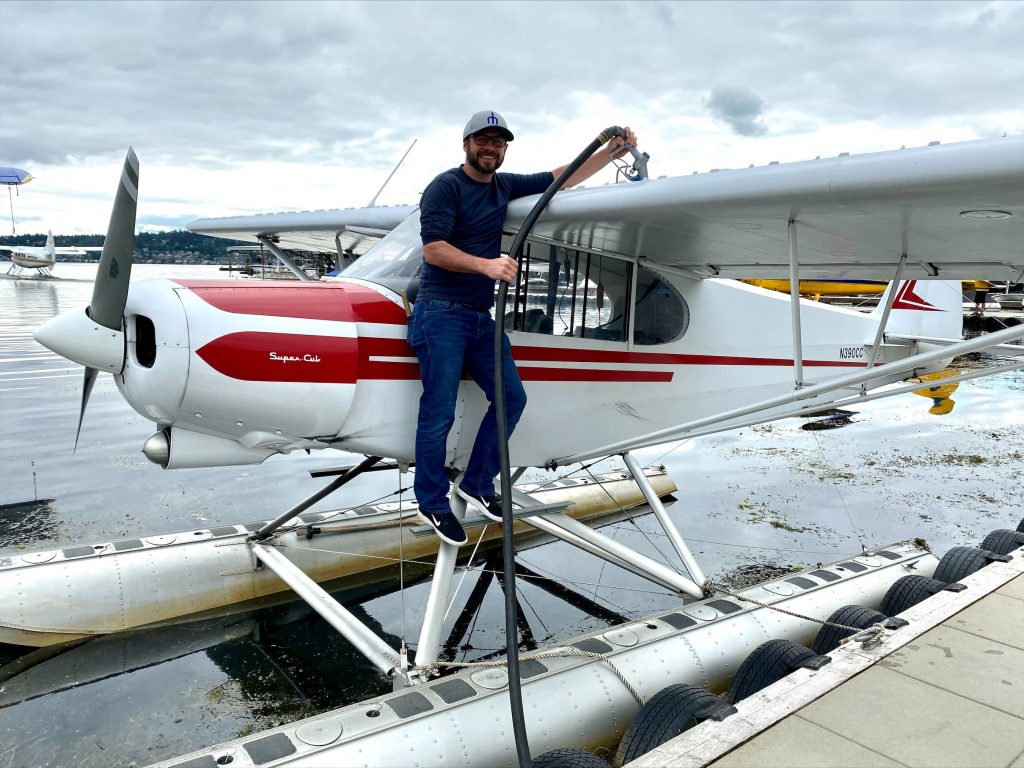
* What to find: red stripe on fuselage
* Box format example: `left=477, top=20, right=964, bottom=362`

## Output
left=196, top=332, right=357, bottom=383
left=353, top=338, right=860, bottom=383
left=194, top=325, right=865, bottom=384
left=518, top=368, right=673, bottom=383
left=355, top=336, right=675, bottom=383
left=174, top=280, right=406, bottom=324
left=358, top=336, right=418, bottom=381
left=513, top=346, right=865, bottom=368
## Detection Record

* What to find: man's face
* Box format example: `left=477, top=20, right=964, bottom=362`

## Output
left=464, top=130, right=507, bottom=174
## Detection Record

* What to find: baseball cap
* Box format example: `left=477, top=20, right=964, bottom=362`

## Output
left=463, top=110, right=514, bottom=142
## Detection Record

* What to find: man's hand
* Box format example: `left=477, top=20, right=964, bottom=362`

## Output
left=481, top=255, right=519, bottom=284
left=552, top=125, right=641, bottom=190
left=611, top=126, right=638, bottom=159
left=424, top=241, right=518, bottom=283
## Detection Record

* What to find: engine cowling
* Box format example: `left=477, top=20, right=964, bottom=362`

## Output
left=116, top=278, right=410, bottom=467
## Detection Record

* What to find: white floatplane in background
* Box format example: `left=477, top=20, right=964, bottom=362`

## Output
left=0, top=230, right=102, bottom=276
left=22, top=133, right=1024, bottom=765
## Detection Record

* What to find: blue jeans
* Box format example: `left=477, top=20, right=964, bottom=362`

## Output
left=407, top=300, right=527, bottom=513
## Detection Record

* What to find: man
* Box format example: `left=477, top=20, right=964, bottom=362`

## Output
left=973, top=280, right=990, bottom=315
left=410, top=110, right=638, bottom=545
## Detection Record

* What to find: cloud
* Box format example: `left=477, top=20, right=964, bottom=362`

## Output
left=705, top=86, right=770, bottom=137
left=0, top=0, right=1021, bottom=233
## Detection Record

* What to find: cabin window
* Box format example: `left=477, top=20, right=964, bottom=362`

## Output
left=632, top=265, right=688, bottom=345
left=507, top=244, right=632, bottom=341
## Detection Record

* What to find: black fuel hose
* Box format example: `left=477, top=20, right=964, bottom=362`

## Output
left=493, top=126, right=627, bottom=768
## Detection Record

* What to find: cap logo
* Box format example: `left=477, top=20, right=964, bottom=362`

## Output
left=487, top=112, right=500, bottom=126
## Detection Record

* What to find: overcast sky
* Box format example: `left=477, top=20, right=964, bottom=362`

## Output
left=2, top=0, right=1022, bottom=236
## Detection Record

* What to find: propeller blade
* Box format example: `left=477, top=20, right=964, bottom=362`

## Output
left=90, top=147, right=139, bottom=331
left=74, top=367, right=98, bottom=452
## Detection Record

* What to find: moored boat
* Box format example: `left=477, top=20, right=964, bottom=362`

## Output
left=993, top=293, right=1024, bottom=310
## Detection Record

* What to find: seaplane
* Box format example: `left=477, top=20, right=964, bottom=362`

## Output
left=0, top=230, right=102, bottom=275
left=17, top=132, right=1024, bottom=767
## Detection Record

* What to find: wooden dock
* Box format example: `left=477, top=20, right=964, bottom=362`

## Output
left=627, top=547, right=1024, bottom=768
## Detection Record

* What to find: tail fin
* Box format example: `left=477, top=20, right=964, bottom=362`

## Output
left=44, top=230, right=55, bottom=259
left=872, top=280, right=962, bottom=340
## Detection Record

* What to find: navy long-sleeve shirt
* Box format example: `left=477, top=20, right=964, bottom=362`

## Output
left=418, top=167, right=553, bottom=308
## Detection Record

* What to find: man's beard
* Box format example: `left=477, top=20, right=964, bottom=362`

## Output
left=466, top=147, right=504, bottom=174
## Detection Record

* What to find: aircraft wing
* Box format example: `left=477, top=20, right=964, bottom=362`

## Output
left=506, top=135, right=1024, bottom=280
left=187, top=205, right=417, bottom=256
left=0, top=246, right=102, bottom=255
left=51, top=247, right=102, bottom=255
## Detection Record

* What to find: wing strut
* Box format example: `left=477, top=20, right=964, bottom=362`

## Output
left=619, top=358, right=1024, bottom=448
left=788, top=220, right=804, bottom=388
left=253, top=455, right=382, bottom=540
left=865, top=254, right=907, bottom=373
left=333, top=233, right=355, bottom=272
left=257, top=235, right=316, bottom=282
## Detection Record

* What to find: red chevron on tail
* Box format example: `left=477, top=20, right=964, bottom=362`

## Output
left=891, top=280, right=942, bottom=311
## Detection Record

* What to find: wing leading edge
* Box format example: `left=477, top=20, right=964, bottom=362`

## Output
left=187, top=205, right=417, bottom=257
left=507, top=135, right=1024, bottom=280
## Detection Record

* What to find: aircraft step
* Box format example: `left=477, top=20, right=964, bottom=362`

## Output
left=409, top=501, right=574, bottom=537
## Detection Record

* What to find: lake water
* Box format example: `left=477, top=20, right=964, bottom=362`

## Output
left=1, top=264, right=1022, bottom=766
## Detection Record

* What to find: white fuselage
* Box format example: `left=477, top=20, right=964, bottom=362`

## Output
left=108, top=271, right=956, bottom=470
left=7, top=245, right=57, bottom=269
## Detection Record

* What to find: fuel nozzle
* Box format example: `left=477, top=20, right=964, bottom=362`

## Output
left=623, top=148, right=650, bottom=181
left=599, top=125, right=649, bottom=181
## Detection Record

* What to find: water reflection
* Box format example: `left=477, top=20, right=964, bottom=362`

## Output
left=954, top=348, right=1024, bottom=393
left=9, top=278, right=60, bottom=323
left=0, top=499, right=59, bottom=548
left=800, top=409, right=857, bottom=431
left=0, top=620, right=310, bottom=768
left=0, top=553, right=648, bottom=767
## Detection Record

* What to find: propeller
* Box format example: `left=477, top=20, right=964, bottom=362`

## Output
left=34, top=147, right=138, bottom=450
left=76, top=368, right=98, bottom=450
left=90, top=147, right=138, bottom=331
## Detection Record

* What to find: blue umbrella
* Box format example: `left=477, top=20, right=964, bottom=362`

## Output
left=1, top=166, right=32, bottom=234
left=0, top=167, right=33, bottom=186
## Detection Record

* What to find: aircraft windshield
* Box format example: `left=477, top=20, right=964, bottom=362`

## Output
left=343, top=210, right=424, bottom=282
